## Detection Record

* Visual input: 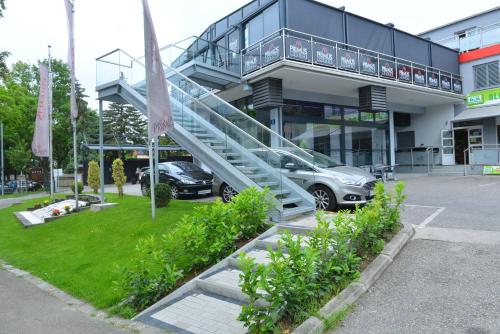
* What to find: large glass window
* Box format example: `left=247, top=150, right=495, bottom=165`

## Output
left=344, top=127, right=387, bottom=166
left=244, top=2, right=279, bottom=48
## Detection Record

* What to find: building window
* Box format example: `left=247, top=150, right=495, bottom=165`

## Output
left=473, top=61, right=500, bottom=90
left=244, top=2, right=279, bottom=48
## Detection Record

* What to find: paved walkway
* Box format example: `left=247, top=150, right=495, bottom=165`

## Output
left=332, top=175, right=500, bottom=333
left=0, top=269, right=126, bottom=334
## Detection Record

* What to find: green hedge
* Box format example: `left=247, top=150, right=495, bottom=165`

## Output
left=116, top=186, right=274, bottom=314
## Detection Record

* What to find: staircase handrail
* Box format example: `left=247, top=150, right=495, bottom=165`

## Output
left=463, top=143, right=500, bottom=176
left=106, top=47, right=315, bottom=160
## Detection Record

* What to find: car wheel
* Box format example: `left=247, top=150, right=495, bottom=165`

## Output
left=309, top=185, right=337, bottom=211
left=141, top=183, right=148, bottom=196
left=220, top=183, right=237, bottom=203
left=170, top=185, right=179, bottom=199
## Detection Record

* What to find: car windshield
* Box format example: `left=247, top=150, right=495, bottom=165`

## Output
left=277, top=148, right=343, bottom=168
left=168, top=162, right=203, bottom=174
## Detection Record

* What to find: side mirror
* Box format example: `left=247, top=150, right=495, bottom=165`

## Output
left=284, top=162, right=297, bottom=171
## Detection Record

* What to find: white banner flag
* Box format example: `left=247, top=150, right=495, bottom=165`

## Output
left=32, top=63, right=50, bottom=157
left=65, top=0, right=78, bottom=123
left=142, top=0, right=174, bottom=138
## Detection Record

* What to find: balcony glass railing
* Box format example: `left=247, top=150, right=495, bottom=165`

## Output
left=241, top=28, right=463, bottom=94
left=437, top=23, right=500, bottom=53
left=159, top=36, right=241, bottom=76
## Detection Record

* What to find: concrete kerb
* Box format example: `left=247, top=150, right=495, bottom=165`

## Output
left=0, top=260, right=162, bottom=334
left=292, top=221, right=415, bottom=334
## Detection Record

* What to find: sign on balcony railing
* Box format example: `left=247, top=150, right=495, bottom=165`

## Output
left=360, top=53, right=378, bottom=76
left=241, top=28, right=463, bottom=94
left=313, top=42, right=336, bottom=68
left=380, top=59, right=396, bottom=79
left=262, top=36, right=282, bottom=67
left=338, top=48, right=358, bottom=72
left=285, top=35, right=311, bottom=63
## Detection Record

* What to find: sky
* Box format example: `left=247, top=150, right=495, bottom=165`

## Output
left=1, top=0, right=498, bottom=110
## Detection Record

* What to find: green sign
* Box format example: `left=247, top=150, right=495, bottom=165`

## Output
left=467, top=87, right=500, bottom=107
left=483, top=165, right=500, bottom=175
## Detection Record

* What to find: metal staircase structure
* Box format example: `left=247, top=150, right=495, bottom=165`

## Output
left=96, top=49, right=316, bottom=221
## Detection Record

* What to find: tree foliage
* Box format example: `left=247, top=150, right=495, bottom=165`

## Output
left=87, top=160, right=100, bottom=194
left=0, top=59, right=98, bottom=176
left=112, top=158, right=126, bottom=197
left=0, top=0, right=5, bottom=18
left=103, top=102, right=147, bottom=145
left=6, top=139, right=31, bottom=174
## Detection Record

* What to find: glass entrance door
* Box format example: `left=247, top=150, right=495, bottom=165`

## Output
left=441, top=130, right=454, bottom=165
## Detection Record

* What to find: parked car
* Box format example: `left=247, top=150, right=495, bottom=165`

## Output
left=213, top=148, right=377, bottom=211
left=140, top=161, right=213, bottom=199
left=0, top=183, right=14, bottom=194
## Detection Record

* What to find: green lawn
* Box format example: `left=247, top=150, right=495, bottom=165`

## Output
left=0, top=194, right=209, bottom=311
left=0, top=190, right=45, bottom=199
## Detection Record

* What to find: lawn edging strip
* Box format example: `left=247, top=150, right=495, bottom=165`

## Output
left=0, top=260, right=162, bottom=333
left=292, top=221, right=415, bottom=334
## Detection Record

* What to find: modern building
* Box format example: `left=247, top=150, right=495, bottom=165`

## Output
left=168, top=0, right=465, bottom=169
left=419, top=7, right=500, bottom=166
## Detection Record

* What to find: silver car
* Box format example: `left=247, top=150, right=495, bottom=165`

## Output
left=213, top=148, right=377, bottom=211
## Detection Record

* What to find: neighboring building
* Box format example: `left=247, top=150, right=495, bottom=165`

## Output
left=419, top=7, right=500, bottom=166
left=170, top=0, right=466, bottom=169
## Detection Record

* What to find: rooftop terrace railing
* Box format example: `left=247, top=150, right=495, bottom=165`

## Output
left=437, top=23, right=500, bottom=53
left=241, top=28, right=463, bottom=94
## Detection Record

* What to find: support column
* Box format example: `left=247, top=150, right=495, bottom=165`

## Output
left=389, top=110, right=396, bottom=167
left=154, top=136, right=159, bottom=184
left=1, top=121, right=4, bottom=196
left=99, top=99, right=105, bottom=203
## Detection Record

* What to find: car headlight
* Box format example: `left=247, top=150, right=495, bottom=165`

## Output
left=336, top=177, right=361, bottom=186
left=178, top=177, right=195, bottom=185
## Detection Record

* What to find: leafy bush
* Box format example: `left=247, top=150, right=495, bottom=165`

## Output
left=118, top=187, right=274, bottom=314
left=231, top=186, right=274, bottom=239
left=117, top=237, right=183, bottom=312
left=238, top=182, right=406, bottom=331
left=70, top=181, right=83, bottom=194
left=148, top=183, right=171, bottom=208
left=87, top=161, right=100, bottom=194
left=112, top=158, right=127, bottom=197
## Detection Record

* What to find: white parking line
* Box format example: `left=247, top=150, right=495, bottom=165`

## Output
left=478, top=181, right=500, bottom=187
left=405, top=204, right=441, bottom=209
left=418, top=207, right=446, bottom=227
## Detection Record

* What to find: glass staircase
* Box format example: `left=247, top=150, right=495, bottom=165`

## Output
left=96, top=49, right=316, bottom=221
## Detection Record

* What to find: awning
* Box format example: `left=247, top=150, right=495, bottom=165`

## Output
left=453, top=104, right=500, bottom=121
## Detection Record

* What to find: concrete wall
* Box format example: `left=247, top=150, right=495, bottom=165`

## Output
left=420, top=8, right=500, bottom=42
left=397, top=104, right=455, bottom=149
left=483, top=117, right=498, bottom=144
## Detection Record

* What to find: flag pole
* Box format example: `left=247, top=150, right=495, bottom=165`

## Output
left=148, top=137, right=156, bottom=221
left=48, top=45, right=54, bottom=201
left=68, top=0, right=78, bottom=209
left=1, top=121, right=4, bottom=197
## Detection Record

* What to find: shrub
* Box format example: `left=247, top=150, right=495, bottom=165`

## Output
left=70, top=181, right=83, bottom=194
left=238, top=183, right=406, bottom=330
left=231, top=187, right=274, bottom=239
left=87, top=161, right=100, bottom=194
left=148, top=183, right=171, bottom=208
left=112, top=158, right=127, bottom=197
left=64, top=205, right=71, bottom=214
left=34, top=203, right=42, bottom=209
left=43, top=200, right=49, bottom=207
left=117, top=236, right=183, bottom=312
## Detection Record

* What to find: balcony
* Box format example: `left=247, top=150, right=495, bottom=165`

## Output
left=241, top=28, right=463, bottom=95
left=437, top=23, right=500, bottom=53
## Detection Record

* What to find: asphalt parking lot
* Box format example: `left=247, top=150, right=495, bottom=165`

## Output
left=333, top=174, right=500, bottom=334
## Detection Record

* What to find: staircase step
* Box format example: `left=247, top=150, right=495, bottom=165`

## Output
left=209, top=145, right=231, bottom=151
left=194, top=133, right=214, bottom=138
left=219, top=153, right=241, bottom=158
left=280, top=196, right=302, bottom=205
left=145, top=290, right=246, bottom=334
left=257, top=181, right=279, bottom=187
left=282, top=206, right=315, bottom=218
left=228, top=159, right=249, bottom=165
left=247, top=173, right=270, bottom=180
left=271, top=189, right=291, bottom=197
left=236, top=166, right=260, bottom=172
left=201, top=139, right=225, bottom=145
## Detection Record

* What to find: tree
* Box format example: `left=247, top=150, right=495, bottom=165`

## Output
left=112, top=158, right=126, bottom=197
left=87, top=160, right=100, bottom=194
left=0, top=51, right=9, bottom=80
left=6, top=139, right=31, bottom=175
left=0, top=0, right=6, bottom=17
left=103, top=103, right=147, bottom=145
